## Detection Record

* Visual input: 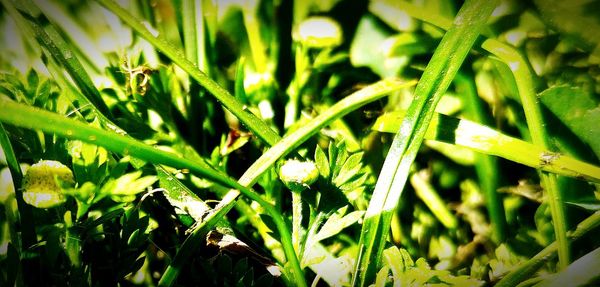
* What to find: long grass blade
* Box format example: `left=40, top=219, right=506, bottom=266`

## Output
left=372, top=111, right=600, bottom=183
left=351, top=1, right=498, bottom=285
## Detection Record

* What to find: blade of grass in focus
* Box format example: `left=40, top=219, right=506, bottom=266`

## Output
left=351, top=1, right=498, bottom=285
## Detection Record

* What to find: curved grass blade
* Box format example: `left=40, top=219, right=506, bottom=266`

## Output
left=238, top=78, right=416, bottom=187
left=351, top=1, right=499, bottom=285
left=372, top=111, right=600, bottom=183
left=0, top=98, right=306, bottom=286
left=0, top=99, right=236, bottom=190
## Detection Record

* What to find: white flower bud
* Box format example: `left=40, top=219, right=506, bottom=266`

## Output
left=294, top=17, right=343, bottom=48
left=279, top=159, right=319, bottom=191
left=22, top=160, right=74, bottom=208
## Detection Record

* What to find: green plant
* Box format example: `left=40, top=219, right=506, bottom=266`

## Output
left=1, top=0, right=600, bottom=286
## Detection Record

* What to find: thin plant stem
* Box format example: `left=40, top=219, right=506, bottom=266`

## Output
left=455, top=72, right=507, bottom=243
left=292, top=191, right=303, bottom=254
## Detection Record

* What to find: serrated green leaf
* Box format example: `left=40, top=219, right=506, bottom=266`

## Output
left=333, top=152, right=364, bottom=187
left=332, top=142, right=349, bottom=179
left=339, top=172, right=369, bottom=192
left=314, top=145, right=330, bottom=179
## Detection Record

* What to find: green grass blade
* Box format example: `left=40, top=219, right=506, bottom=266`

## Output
left=372, top=111, right=600, bottom=183
left=0, top=99, right=233, bottom=189
left=0, top=123, right=36, bottom=247
left=95, top=0, right=281, bottom=146
left=351, top=1, right=498, bottom=285
left=5, top=0, right=112, bottom=118
left=181, top=0, right=198, bottom=65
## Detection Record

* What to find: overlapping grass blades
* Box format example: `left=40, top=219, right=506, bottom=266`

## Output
left=351, top=1, right=499, bottom=285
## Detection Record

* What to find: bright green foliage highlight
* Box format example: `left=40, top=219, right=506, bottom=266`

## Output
left=1, top=0, right=600, bottom=286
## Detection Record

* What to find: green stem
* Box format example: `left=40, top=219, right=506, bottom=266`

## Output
left=482, top=42, right=569, bottom=268
left=95, top=0, right=281, bottom=146
left=456, top=72, right=506, bottom=242
left=181, top=0, right=197, bottom=64
left=496, top=211, right=600, bottom=287
left=292, top=191, right=303, bottom=254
